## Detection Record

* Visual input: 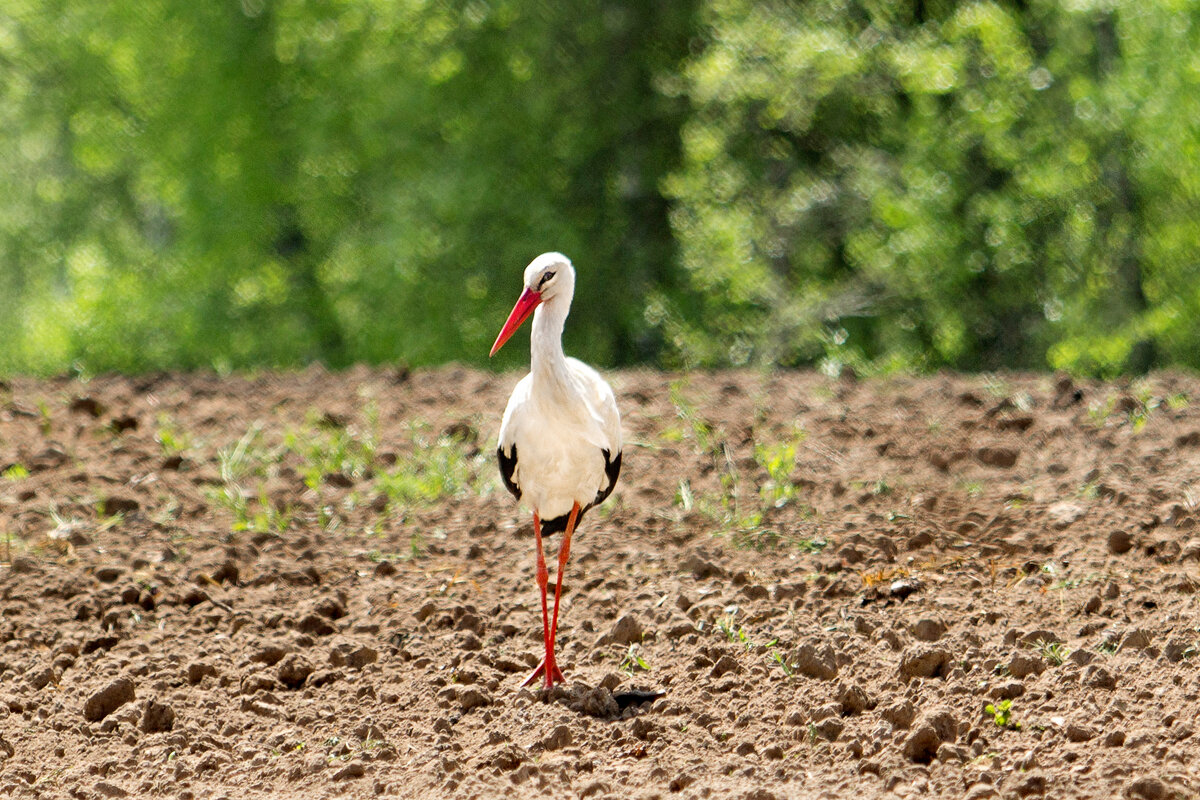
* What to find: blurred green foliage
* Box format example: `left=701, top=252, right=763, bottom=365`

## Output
left=1, top=0, right=1198, bottom=376
left=659, top=0, right=1200, bottom=376
left=0, top=0, right=692, bottom=373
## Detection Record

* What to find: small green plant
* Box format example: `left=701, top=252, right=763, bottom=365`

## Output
left=211, top=484, right=249, bottom=528
left=675, top=479, right=695, bottom=512
left=284, top=408, right=378, bottom=490
left=210, top=483, right=291, bottom=535
left=1033, top=639, right=1068, bottom=666
left=668, top=380, right=722, bottom=461
left=96, top=510, right=125, bottom=531
left=217, top=422, right=268, bottom=483
left=795, top=537, right=828, bottom=554
left=729, top=527, right=785, bottom=551
left=755, top=426, right=806, bottom=509
left=984, top=699, right=1021, bottom=730
left=255, top=488, right=292, bottom=533
left=407, top=532, right=426, bottom=560
left=981, top=374, right=1010, bottom=398
left=2, top=464, right=29, bottom=481
left=716, top=613, right=752, bottom=650
left=155, top=413, right=192, bottom=455
left=770, top=648, right=793, bottom=677
left=1086, top=396, right=1117, bottom=429
left=1128, top=383, right=1158, bottom=432
left=619, top=644, right=650, bottom=674
left=670, top=383, right=821, bottom=554
left=208, top=423, right=295, bottom=534
left=959, top=479, right=984, bottom=498
left=375, top=432, right=483, bottom=508
left=658, top=426, right=686, bottom=443
left=1088, top=384, right=1169, bottom=433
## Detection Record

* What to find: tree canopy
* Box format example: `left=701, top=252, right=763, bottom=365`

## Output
left=2, top=0, right=1198, bottom=376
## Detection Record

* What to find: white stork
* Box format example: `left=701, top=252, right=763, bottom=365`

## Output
left=489, top=252, right=622, bottom=689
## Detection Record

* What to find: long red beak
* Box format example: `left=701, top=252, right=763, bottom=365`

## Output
left=490, top=287, right=542, bottom=357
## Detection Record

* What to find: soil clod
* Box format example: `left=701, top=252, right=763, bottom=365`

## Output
left=83, top=677, right=135, bottom=722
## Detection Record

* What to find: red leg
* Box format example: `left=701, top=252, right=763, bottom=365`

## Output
left=548, top=502, right=581, bottom=647
left=522, top=503, right=581, bottom=689
left=521, top=512, right=564, bottom=688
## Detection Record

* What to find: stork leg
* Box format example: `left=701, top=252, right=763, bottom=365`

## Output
left=548, top=502, right=581, bottom=648
left=522, top=512, right=565, bottom=688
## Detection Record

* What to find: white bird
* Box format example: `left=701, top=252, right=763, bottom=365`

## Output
left=489, top=252, right=622, bottom=689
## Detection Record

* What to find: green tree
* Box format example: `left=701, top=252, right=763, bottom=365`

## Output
left=5, top=0, right=1200, bottom=377
left=658, top=0, right=1200, bottom=375
left=0, top=0, right=696, bottom=374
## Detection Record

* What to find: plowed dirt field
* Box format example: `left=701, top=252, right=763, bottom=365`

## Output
left=2, top=367, right=1199, bottom=799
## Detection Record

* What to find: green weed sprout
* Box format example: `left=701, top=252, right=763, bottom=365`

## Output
left=984, top=699, right=1021, bottom=730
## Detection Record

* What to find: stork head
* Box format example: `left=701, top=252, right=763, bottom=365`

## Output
left=490, top=252, right=575, bottom=357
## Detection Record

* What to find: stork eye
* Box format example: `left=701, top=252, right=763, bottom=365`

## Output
left=538, top=271, right=556, bottom=289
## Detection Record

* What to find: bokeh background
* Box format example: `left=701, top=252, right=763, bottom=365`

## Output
left=2, top=0, right=1198, bottom=377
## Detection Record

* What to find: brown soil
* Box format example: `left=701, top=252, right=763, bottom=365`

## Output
left=2, top=367, right=1200, bottom=800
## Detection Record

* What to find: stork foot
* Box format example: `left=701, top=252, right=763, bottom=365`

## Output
left=521, top=657, right=565, bottom=689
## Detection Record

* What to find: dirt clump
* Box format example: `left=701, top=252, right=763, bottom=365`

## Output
left=83, top=677, right=135, bottom=722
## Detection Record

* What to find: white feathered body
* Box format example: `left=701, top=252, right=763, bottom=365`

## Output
left=499, top=356, right=621, bottom=520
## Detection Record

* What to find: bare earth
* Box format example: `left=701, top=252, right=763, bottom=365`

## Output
left=2, top=367, right=1200, bottom=800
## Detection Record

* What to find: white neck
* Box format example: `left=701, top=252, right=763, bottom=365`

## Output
left=530, top=294, right=574, bottom=397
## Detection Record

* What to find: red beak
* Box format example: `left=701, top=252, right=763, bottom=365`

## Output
left=490, top=287, right=542, bottom=357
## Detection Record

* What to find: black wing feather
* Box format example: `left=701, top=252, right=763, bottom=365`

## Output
left=593, top=448, right=621, bottom=506
left=497, top=444, right=521, bottom=500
